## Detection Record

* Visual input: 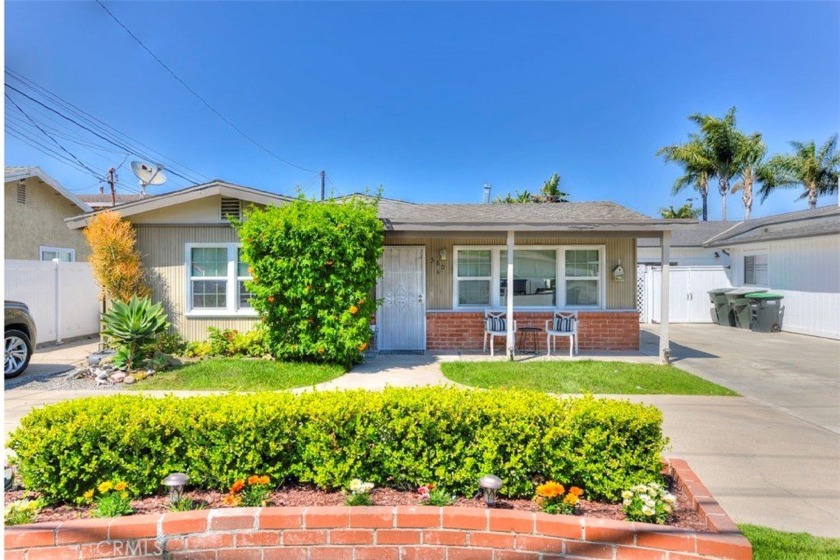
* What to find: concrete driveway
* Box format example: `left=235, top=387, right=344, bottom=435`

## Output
left=640, top=324, right=840, bottom=537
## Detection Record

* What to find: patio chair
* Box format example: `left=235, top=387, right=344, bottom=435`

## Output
left=545, top=311, right=578, bottom=357
left=484, top=310, right=516, bottom=358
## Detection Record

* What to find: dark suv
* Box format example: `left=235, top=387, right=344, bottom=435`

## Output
left=5, top=301, right=37, bottom=379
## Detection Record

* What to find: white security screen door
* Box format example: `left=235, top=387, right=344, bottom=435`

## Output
left=378, top=246, right=426, bottom=351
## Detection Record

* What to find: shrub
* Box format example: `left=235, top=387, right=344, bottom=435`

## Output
left=8, top=388, right=666, bottom=504
left=101, top=296, right=169, bottom=370
left=237, top=196, right=383, bottom=367
left=156, top=332, right=187, bottom=355
left=533, top=482, right=583, bottom=515
left=418, top=484, right=454, bottom=506
left=84, top=481, right=133, bottom=518
left=184, top=327, right=268, bottom=358
left=4, top=499, right=43, bottom=526
left=345, top=479, right=375, bottom=506
left=83, top=211, right=149, bottom=302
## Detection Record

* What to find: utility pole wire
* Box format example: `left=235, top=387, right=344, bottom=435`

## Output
left=95, top=0, right=318, bottom=174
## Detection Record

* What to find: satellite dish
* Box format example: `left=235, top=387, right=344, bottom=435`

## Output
left=130, top=161, right=166, bottom=195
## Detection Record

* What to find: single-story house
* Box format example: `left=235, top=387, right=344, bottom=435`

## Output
left=705, top=205, right=840, bottom=340
left=5, top=166, right=93, bottom=262
left=66, top=181, right=689, bottom=360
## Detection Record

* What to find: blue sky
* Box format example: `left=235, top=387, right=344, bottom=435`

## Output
left=5, top=1, right=839, bottom=219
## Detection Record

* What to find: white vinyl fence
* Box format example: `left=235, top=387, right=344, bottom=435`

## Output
left=638, top=265, right=732, bottom=324
left=4, top=259, right=100, bottom=344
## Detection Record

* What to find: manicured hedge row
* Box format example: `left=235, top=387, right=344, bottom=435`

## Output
left=9, top=388, right=666, bottom=504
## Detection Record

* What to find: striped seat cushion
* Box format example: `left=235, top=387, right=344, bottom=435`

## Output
left=553, top=316, right=575, bottom=332
left=486, top=316, right=507, bottom=332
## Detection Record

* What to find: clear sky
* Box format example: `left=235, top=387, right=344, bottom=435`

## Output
left=4, top=1, right=839, bottom=220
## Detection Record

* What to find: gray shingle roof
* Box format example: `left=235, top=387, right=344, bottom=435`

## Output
left=377, top=200, right=685, bottom=232
left=78, top=194, right=145, bottom=205
left=706, top=206, right=840, bottom=246
left=637, top=221, right=739, bottom=247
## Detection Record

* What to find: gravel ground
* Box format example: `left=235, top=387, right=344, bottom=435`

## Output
left=4, top=367, right=126, bottom=392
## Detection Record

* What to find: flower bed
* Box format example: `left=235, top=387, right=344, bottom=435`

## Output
left=4, top=459, right=752, bottom=560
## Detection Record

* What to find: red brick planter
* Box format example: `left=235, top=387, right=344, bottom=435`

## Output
left=4, top=459, right=751, bottom=559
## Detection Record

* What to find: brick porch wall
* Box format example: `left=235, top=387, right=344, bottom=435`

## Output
left=426, top=311, right=639, bottom=352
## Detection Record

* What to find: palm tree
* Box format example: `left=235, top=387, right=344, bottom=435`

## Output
left=657, top=137, right=714, bottom=221
left=660, top=199, right=701, bottom=219
left=538, top=173, right=569, bottom=202
left=731, top=133, right=767, bottom=220
left=759, top=135, right=840, bottom=209
left=688, top=107, right=744, bottom=221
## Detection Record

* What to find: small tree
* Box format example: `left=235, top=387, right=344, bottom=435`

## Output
left=83, top=211, right=149, bottom=302
left=660, top=199, right=701, bottom=219
left=237, top=196, right=384, bottom=367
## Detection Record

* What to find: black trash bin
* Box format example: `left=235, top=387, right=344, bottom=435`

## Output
left=746, top=292, right=784, bottom=332
left=708, top=288, right=734, bottom=325
left=724, top=288, right=765, bottom=328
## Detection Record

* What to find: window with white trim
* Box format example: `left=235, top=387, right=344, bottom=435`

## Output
left=40, top=246, right=75, bottom=262
left=187, top=244, right=256, bottom=315
left=744, top=254, right=768, bottom=286
left=455, top=249, right=491, bottom=306
left=453, top=245, right=605, bottom=310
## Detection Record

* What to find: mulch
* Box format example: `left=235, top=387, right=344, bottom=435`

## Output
left=5, top=477, right=708, bottom=531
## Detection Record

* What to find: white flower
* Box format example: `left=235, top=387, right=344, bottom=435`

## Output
left=621, top=490, right=633, bottom=500
left=663, top=493, right=676, bottom=505
left=361, top=482, right=374, bottom=493
left=349, top=479, right=363, bottom=493
left=622, top=499, right=631, bottom=506
left=663, top=504, right=672, bottom=513
left=642, top=506, right=654, bottom=516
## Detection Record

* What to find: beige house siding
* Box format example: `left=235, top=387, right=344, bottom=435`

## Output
left=135, top=224, right=258, bottom=341
left=384, top=234, right=636, bottom=310
left=4, top=177, right=91, bottom=261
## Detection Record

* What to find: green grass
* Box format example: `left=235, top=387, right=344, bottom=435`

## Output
left=740, top=524, right=840, bottom=560
left=130, top=358, right=345, bottom=391
left=441, top=360, right=738, bottom=395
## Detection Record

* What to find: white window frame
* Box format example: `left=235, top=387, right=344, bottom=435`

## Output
left=39, top=246, right=75, bottom=262
left=452, top=245, right=606, bottom=311
left=743, top=250, right=769, bottom=287
left=185, top=243, right=258, bottom=317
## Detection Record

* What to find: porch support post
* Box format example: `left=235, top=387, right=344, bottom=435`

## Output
left=506, top=229, right=515, bottom=359
left=659, top=230, right=671, bottom=364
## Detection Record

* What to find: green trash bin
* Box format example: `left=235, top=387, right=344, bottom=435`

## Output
left=724, top=289, right=765, bottom=328
left=708, top=288, right=734, bottom=325
left=746, top=292, right=784, bottom=332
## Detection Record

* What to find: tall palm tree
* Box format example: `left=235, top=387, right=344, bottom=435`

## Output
left=539, top=173, right=569, bottom=202
left=759, top=135, right=840, bottom=209
left=688, top=107, right=744, bottom=221
left=657, top=136, right=714, bottom=221
left=731, top=133, right=767, bottom=220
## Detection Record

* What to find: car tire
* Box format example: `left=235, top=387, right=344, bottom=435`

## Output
left=5, top=329, right=32, bottom=379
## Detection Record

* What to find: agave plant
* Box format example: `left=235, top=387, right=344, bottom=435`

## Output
left=102, top=296, right=169, bottom=370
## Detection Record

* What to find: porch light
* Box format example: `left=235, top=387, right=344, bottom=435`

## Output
left=163, top=472, right=189, bottom=503
left=478, top=474, right=503, bottom=507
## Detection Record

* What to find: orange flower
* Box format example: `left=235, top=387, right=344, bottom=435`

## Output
left=231, top=480, right=245, bottom=493
left=349, top=305, right=359, bottom=315
left=326, top=260, right=334, bottom=266
left=222, top=493, right=242, bottom=507
left=259, top=475, right=270, bottom=485
left=359, top=342, right=368, bottom=351
left=248, top=267, right=254, bottom=275
left=569, top=486, right=584, bottom=497
left=318, top=347, right=325, bottom=354
left=357, top=298, right=365, bottom=305
left=267, top=295, right=275, bottom=303
left=536, top=481, right=565, bottom=499
left=248, top=475, right=261, bottom=485
left=562, top=493, right=579, bottom=506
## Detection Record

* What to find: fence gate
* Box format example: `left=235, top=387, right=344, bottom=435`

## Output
left=4, top=259, right=100, bottom=344
left=640, top=265, right=732, bottom=324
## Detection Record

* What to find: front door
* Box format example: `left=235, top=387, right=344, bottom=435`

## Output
left=378, top=246, right=426, bottom=351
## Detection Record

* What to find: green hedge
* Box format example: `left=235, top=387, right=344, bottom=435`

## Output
left=8, top=388, right=666, bottom=504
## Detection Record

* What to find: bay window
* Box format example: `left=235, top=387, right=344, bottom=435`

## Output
left=453, top=245, right=605, bottom=309
left=186, top=244, right=256, bottom=316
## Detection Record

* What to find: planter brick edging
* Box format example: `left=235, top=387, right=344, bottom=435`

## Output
left=4, top=459, right=751, bottom=559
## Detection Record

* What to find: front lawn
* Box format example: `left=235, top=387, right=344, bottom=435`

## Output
left=131, top=358, right=345, bottom=391
left=740, top=524, right=840, bottom=559
left=441, top=360, right=737, bottom=395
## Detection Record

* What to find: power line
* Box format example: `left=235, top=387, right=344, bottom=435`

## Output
left=6, top=68, right=211, bottom=183
left=6, top=126, right=105, bottom=181
left=5, top=83, right=200, bottom=186
left=6, top=92, right=101, bottom=176
left=94, top=0, right=318, bottom=174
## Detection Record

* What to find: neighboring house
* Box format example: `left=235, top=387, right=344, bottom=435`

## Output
left=78, top=193, right=144, bottom=209
left=706, top=206, right=840, bottom=340
left=637, top=221, right=736, bottom=267
left=67, top=182, right=687, bottom=357
left=4, top=166, right=93, bottom=261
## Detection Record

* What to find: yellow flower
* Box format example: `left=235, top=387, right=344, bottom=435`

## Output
left=536, top=481, right=565, bottom=499
left=119, top=491, right=129, bottom=500
left=114, top=482, right=127, bottom=492
left=98, top=481, right=113, bottom=493
left=563, top=493, right=579, bottom=505
left=259, top=476, right=270, bottom=485
left=83, top=489, right=95, bottom=501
